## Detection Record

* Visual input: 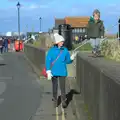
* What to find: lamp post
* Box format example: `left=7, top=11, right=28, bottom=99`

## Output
left=16, top=2, right=21, bottom=51
left=39, top=17, right=41, bottom=32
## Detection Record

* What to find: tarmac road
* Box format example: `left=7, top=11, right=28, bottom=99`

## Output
left=0, top=52, right=42, bottom=120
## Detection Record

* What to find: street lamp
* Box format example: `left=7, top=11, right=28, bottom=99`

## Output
left=39, top=17, right=41, bottom=32
left=118, top=18, right=120, bottom=41
left=16, top=2, right=21, bottom=51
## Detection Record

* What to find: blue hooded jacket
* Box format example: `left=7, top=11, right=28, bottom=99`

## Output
left=45, top=46, right=73, bottom=76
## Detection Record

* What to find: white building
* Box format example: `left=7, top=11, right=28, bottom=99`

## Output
left=6, top=31, right=25, bottom=37
left=6, top=32, right=13, bottom=36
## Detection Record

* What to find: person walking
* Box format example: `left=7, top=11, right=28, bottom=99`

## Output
left=8, top=39, right=10, bottom=50
left=0, top=38, right=4, bottom=54
left=3, top=37, right=8, bottom=52
left=85, top=9, right=105, bottom=57
left=45, top=33, right=77, bottom=108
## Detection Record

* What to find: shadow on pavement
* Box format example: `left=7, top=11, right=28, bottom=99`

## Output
left=0, top=64, right=6, bottom=66
left=57, top=89, right=80, bottom=108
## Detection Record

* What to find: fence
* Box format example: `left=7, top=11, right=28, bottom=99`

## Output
left=76, top=52, right=120, bottom=120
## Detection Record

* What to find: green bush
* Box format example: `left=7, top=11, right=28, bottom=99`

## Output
left=101, top=40, right=120, bottom=61
left=33, top=35, right=46, bottom=47
left=32, top=34, right=54, bottom=49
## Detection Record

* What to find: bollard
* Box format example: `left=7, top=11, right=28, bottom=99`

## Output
left=58, top=24, right=73, bottom=50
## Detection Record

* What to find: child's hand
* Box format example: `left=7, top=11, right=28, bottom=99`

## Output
left=70, top=51, right=79, bottom=60
left=46, top=70, right=53, bottom=80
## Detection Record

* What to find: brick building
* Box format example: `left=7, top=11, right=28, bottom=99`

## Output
left=54, top=16, right=89, bottom=41
left=55, top=18, right=65, bottom=29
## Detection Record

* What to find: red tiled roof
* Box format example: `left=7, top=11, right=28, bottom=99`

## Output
left=55, top=18, right=65, bottom=24
left=64, top=16, right=89, bottom=27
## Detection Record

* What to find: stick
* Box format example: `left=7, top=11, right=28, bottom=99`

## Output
left=72, top=37, right=108, bottom=53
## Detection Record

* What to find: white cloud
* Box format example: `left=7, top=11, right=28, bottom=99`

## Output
left=22, top=3, right=49, bottom=10
left=107, top=11, right=119, bottom=15
left=29, top=4, right=39, bottom=9
left=70, top=7, right=88, bottom=15
left=4, top=19, right=12, bottom=22
left=40, top=5, right=48, bottom=8
left=104, top=4, right=120, bottom=16
left=107, top=3, right=117, bottom=7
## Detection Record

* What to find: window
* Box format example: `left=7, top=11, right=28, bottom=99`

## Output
left=77, top=28, right=79, bottom=33
left=82, top=28, right=85, bottom=33
left=72, top=29, right=74, bottom=33
left=75, top=28, right=77, bottom=33
left=80, top=28, right=82, bottom=33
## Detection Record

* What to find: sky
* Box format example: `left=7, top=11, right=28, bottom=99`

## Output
left=0, top=0, right=120, bottom=33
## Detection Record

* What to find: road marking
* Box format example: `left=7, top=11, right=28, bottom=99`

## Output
left=56, top=106, right=65, bottom=120
left=56, top=87, right=66, bottom=120
left=55, top=105, right=66, bottom=120
left=56, top=107, right=59, bottom=120
left=61, top=105, right=65, bottom=120
left=55, top=83, right=66, bottom=120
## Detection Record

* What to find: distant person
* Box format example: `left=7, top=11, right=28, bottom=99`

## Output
left=3, top=37, right=8, bottom=52
left=80, top=36, right=83, bottom=42
left=75, top=35, right=79, bottom=44
left=45, top=33, right=77, bottom=108
left=8, top=39, right=10, bottom=50
left=0, top=38, right=4, bottom=54
left=85, top=9, right=105, bottom=56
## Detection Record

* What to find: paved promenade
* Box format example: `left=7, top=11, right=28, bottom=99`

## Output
left=0, top=52, right=76, bottom=120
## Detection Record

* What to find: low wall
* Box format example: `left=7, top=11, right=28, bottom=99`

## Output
left=24, top=44, right=46, bottom=73
left=76, top=52, right=120, bottom=120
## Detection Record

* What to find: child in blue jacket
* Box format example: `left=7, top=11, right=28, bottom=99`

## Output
left=46, top=33, right=77, bottom=108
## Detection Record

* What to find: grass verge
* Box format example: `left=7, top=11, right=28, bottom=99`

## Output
left=73, top=43, right=92, bottom=51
